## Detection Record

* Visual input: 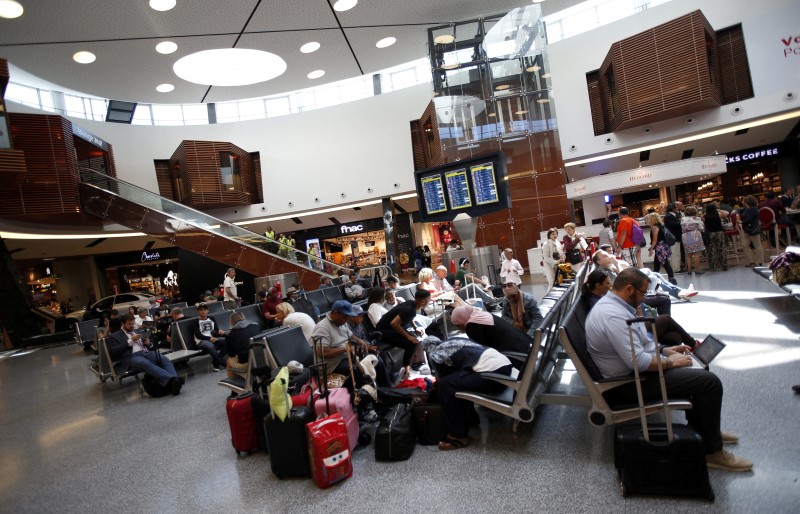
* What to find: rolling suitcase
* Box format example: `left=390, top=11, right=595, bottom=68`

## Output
left=614, top=317, right=714, bottom=500
left=412, top=404, right=447, bottom=446
left=251, top=383, right=271, bottom=453
left=265, top=406, right=313, bottom=478
left=226, top=392, right=259, bottom=456
left=374, top=403, right=416, bottom=461
left=307, top=414, right=353, bottom=488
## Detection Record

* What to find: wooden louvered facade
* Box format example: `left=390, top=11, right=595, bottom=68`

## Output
left=587, top=10, right=753, bottom=135
left=161, top=140, right=262, bottom=210
left=410, top=101, right=444, bottom=171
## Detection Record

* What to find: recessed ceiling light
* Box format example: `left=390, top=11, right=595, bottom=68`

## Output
left=495, top=84, right=510, bottom=90
left=434, top=34, right=455, bottom=44
left=541, top=73, right=551, bottom=78
left=300, top=41, right=320, bottom=53
left=155, top=41, right=177, bottom=54
left=156, top=83, right=174, bottom=93
left=149, top=0, right=176, bottom=12
left=537, top=98, right=550, bottom=104
left=487, top=113, right=496, bottom=117
left=376, top=37, right=396, bottom=49
left=73, top=51, right=96, bottom=64
left=308, top=70, right=325, bottom=79
left=0, top=0, right=24, bottom=19
left=333, top=0, right=357, bottom=12
left=526, top=65, right=541, bottom=72
left=442, top=63, right=459, bottom=70
left=174, top=48, right=286, bottom=86
left=515, top=110, right=528, bottom=115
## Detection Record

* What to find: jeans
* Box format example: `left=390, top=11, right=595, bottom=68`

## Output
left=197, top=340, right=225, bottom=367
left=130, top=351, right=177, bottom=386
left=642, top=269, right=680, bottom=299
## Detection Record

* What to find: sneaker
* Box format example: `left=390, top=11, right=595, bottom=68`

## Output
left=668, top=277, right=678, bottom=285
left=792, top=384, right=800, bottom=394
left=169, top=377, right=182, bottom=396
left=211, top=366, right=220, bottom=372
left=721, top=431, right=739, bottom=445
left=418, top=364, right=431, bottom=376
left=706, top=449, right=753, bottom=472
left=678, top=289, right=699, bottom=300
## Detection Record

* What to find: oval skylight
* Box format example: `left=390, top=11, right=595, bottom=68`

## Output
left=149, top=0, right=176, bottom=11
left=173, top=48, right=287, bottom=86
left=156, top=83, right=175, bottom=93
left=73, top=51, right=96, bottom=64
left=0, top=0, right=24, bottom=19
left=376, top=37, right=396, bottom=49
left=156, top=41, right=178, bottom=54
left=333, top=0, right=357, bottom=12
left=300, top=42, right=320, bottom=54
left=307, top=70, right=325, bottom=79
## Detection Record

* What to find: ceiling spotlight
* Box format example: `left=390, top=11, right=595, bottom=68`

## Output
left=300, top=41, right=320, bottom=53
left=333, top=0, right=357, bottom=12
left=537, top=98, right=550, bottom=104
left=73, top=51, right=96, bottom=64
left=532, top=0, right=547, bottom=3
left=487, top=113, right=496, bottom=117
left=495, top=84, right=510, bottom=90
left=526, top=65, right=541, bottom=72
left=515, top=110, right=528, bottom=115
left=156, top=83, right=175, bottom=93
left=155, top=41, right=178, bottom=54
left=0, top=0, right=24, bottom=19
left=442, top=63, right=459, bottom=70
left=541, top=73, right=551, bottom=78
left=376, top=37, right=396, bottom=49
left=307, top=69, right=325, bottom=79
left=434, top=34, right=455, bottom=45
left=149, top=0, right=176, bottom=11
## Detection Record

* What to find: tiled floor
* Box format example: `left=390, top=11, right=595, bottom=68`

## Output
left=1, top=265, right=799, bottom=513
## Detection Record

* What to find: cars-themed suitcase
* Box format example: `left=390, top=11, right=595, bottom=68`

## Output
left=306, top=413, right=353, bottom=489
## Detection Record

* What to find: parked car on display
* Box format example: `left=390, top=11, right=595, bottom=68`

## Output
left=66, top=293, right=156, bottom=321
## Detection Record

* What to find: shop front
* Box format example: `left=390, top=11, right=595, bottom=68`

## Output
left=94, top=248, right=181, bottom=298
left=293, top=218, right=387, bottom=272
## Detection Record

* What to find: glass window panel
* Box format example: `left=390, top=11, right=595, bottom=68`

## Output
left=314, top=86, right=339, bottom=108
left=64, top=95, right=86, bottom=118
left=561, top=8, right=600, bottom=39
left=90, top=99, right=107, bottom=121
left=151, top=105, right=183, bottom=126
left=237, top=99, right=265, bottom=121
left=598, top=0, right=634, bottom=24
left=182, top=104, right=208, bottom=125
left=5, top=83, right=40, bottom=107
left=38, top=89, right=55, bottom=112
left=490, top=59, right=524, bottom=96
left=297, top=90, right=317, bottom=112
left=132, top=105, right=153, bottom=125
left=388, top=68, right=416, bottom=91
left=214, top=102, right=240, bottom=123
left=266, top=96, right=291, bottom=117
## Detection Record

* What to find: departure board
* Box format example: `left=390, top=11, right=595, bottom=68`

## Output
left=471, top=162, right=499, bottom=205
left=445, top=169, right=472, bottom=210
left=421, top=175, right=447, bottom=214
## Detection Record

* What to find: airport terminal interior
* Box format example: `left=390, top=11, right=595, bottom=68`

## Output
left=0, top=0, right=799, bottom=511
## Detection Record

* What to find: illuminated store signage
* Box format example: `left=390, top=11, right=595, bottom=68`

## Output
left=141, top=251, right=161, bottom=262
left=725, top=147, right=780, bottom=163
left=72, top=124, right=109, bottom=151
left=340, top=224, right=364, bottom=234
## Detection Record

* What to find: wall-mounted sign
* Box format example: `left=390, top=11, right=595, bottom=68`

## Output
left=724, top=146, right=780, bottom=164
left=340, top=224, right=364, bottom=234
left=141, top=251, right=161, bottom=262
left=72, top=123, right=109, bottom=151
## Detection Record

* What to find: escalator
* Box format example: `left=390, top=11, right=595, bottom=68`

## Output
left=77, top=168, right=348, bottom=291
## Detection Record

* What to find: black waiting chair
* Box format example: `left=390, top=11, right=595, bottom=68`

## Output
left=306, top=289, right=331, bottom=318
left=235, top=304, right=269, bottom=330
left=206, top=301, right=225, bottom=314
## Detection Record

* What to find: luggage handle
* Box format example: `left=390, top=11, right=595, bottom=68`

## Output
left=310, top=336, right=331, bottom=415
left=344, top=341, right=361, bottom=406
left=626, top=317, right=673, bottom=444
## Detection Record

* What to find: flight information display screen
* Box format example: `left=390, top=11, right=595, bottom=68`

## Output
left=445, top=169, right=472, bottom=210
left=471, top=162, right=499, bottom=205
left=421, top=175, right=447, bottom=214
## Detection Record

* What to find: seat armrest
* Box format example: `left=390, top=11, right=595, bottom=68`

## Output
left=478, top=372, right=519, bottom=387
left=502, top=351, right=528, bottom=363
left=597, top=375, right=638, bottom=384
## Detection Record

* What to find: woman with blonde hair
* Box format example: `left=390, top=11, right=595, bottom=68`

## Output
left=646, top=211, right=677, bottom=285
left=418, top=267, right=437, bottom=296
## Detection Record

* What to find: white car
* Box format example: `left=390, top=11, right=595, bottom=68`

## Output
left=66, top=293, right=156, bottom=321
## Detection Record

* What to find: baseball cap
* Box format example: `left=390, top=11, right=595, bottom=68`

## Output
left=350, top=304, right=364, bottom=315
left=331, top=300, right=359, bottom=316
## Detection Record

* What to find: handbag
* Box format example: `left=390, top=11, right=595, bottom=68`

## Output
left=566, top=249, right=583, bottom=265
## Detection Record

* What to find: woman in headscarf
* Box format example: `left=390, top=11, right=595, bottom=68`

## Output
left=422, top=336, right=514, bottom=450
left=450, top=306, right=532, bottom=354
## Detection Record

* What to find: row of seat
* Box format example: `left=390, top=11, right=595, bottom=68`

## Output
left=752, top=245, right=800, bottom=299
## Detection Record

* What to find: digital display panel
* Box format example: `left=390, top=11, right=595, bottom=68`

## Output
left=445, top=169, right=472, bottom=209
left=470, top=162, right=499, bottom=205
left=421, top=175, right=447, bottom=214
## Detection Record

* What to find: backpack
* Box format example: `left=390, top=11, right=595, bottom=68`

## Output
left=660, top=223, right=676, bottom=246
left=630, top=222, right=645, bottom=246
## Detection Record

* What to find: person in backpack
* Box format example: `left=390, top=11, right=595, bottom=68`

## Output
left=645, top=211, right=677, bottom=285
left=586, top=268, right=752, bottom=472
left=740, top=195, right=765, bottom=267
left=616, top=207, right=643, bottom=269
left=663, top=203, right=685, bottom=273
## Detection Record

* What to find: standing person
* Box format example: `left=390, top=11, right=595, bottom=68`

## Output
left=663, top=203, right=685, bottom=273
left=541, top=228, right=564, bottom=291
left=287, top=234, right=297, bottom=261
left=423, top=245, right=432, bottom=268
left=597, top=219, right=617, bottom=256
left=680, top=206, right=706, bottom=275
left=412, top=246, right=423, bottom=273
left=616, top=207, right=642, bottom=268
left=223, top=268, right=240, bottom=304
left=561, top=223, right=589, bottom=269
left=704, top=203, right=728, bottom=272
left=740, top=195, right=765, bottom=267
left=646, top=211, right=677, bottom=285
left=264, top=225, right=277, bottom=253
left=500, top=248, right=525, bottom=286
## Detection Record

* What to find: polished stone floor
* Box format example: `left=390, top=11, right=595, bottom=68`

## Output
left=1, top=265, right=799, bottom=513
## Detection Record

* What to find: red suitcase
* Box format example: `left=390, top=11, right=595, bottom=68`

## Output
left=226, top=393, right=259, bottom=455
left=306, top=413, right=353, bottom=489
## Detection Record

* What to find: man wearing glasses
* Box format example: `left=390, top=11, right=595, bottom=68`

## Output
left=585, top=268, right=752, bottom=472
left=500, top=282, right=544, bottom=338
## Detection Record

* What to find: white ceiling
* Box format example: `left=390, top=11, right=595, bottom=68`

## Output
left=0, top=0, right=582, bottom=104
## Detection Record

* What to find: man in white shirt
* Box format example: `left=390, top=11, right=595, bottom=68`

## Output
left=223, top=268, right=240, bottom=303
left=433, top=265, right=457, bottom=293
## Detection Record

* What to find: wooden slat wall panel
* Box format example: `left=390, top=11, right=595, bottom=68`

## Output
left=0, top=114, right=80, bottom=217
left=409, top=120, right=426, bottom=170
left=0, top=58, right=8, bottom=99
left=0, top=149, right=27, bottom=188
left=410, top=101, right=444, bottom=170
left=585, top=71, right=605, bottom=136
left=251, top=152, right=263, bottom=204
left=717, top=24, right=754, bottom=104
left=153, top=159, right=173, bottom=200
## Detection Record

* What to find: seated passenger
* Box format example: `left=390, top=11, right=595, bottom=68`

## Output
left=593, top=249, right=698, bottom=302
left=275, top=302, right=315, bottom=345
left=433, top=265, right=457, bottom=293
left=366, top=288, right=388, bottom=329
left=310, top=300, right=368, bottom=376
left=320, top=276, right=334, bottom=289
left=108, top=314, right=182, bottom=395
left=450, top=306, right=532, bottom=354
left=585, top=268, right=752, bottom=471
left=192, top=303, right=227, bottom=372
left=376, top=289, right=431, bottom=378
left=421, top=336, right=514, bottom=451
left=164, top=307, right=185, bottom=349
left=582, top=269, right=613, bottom=309
left=259, top=287, right=281, bottom=326
left=417, top=268, right=438, bottom=297
left=225, top=311, right=261, bottom=379
left=344, top=272, right=366, bottom=301
left=500, top=282, right=544, bottom=338
left=383, top=289, right=401, bottom=310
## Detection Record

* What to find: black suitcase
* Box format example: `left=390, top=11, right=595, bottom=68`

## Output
left=411, top=404, right=447, bottom=446
left=378, top=344, right=404, bottom=374
left=264, top=406, right=313, bottom=478
left=614, top=317, right=714, bottom=500
left=251, top=394, right=271, bottom=453
left=375, top=403, right=415, bottom=461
